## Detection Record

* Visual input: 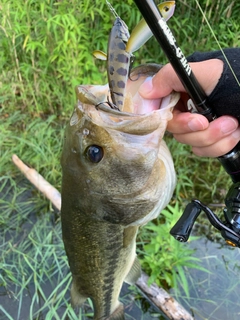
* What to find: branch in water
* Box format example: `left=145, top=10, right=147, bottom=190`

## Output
left=12, top=154, right=61, bottom=210
left=12, top=154, right=194, bottom=320
left=136, top=273, right=194, bottom=320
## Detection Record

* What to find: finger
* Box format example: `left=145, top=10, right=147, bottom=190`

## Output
left=192, top=128, right=240, bottom=157
left=173, top=116, right=239, bottom=147
left=139, top=63, right=184, bottom=98
left=167, top=110, right=209, bottom=134
left=139, top=59, right=223, bottom=98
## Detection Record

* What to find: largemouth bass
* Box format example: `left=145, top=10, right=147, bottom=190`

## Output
left=61, top=64, right=179, bottom=319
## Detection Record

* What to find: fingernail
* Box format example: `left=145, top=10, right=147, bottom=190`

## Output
left=188, top=118, right=206, bottom=131
left=139, top=77, right=153, bottom=96
left=232, top=128, right=240, bottom=139
left=220, top=118, right=238, bottom=134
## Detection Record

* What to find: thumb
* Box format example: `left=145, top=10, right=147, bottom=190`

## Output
left=139, top=63, right=185, bottom=99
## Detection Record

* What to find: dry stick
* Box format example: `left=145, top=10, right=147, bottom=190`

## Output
left=12, top=154, right=194, bottom=320
left=136, top=273, right=194, bottom=320
left=12, top=154, right=61, bottom=210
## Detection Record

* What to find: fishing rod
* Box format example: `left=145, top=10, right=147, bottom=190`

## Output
left=133, top=0, right=240, bottom=247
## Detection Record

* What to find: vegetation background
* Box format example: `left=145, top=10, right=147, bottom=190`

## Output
left=1, top=0, right=240, bottom=319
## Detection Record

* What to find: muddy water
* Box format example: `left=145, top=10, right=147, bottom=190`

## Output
left=170, top=237, right=240, bottom=320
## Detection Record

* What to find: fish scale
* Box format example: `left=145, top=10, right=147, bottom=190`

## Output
left=61, top=206, right=137, bottom=319
left=101, top=227, right=122, bottom=318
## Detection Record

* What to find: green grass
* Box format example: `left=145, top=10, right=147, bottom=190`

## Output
left=137, top=202, right=209, bottom=298
left=0, top=176, right=93, bottom=320
left=1, top=0, right=240, bottom=319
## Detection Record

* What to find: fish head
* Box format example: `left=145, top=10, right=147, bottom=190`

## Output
left=61, top=64, right=179, bottom=227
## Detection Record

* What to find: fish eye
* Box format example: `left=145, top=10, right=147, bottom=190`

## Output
left=85, top=145, right=104, bottom=163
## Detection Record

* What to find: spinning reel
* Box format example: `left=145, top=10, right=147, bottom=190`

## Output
left=170, top=182, right=240, bottom=247
left=170, top=144, right=240, bottom=247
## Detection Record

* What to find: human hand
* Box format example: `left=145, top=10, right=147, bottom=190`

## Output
left=139, top=61, right=240, bottom=157
left=167, top=110, right=240, bottom=157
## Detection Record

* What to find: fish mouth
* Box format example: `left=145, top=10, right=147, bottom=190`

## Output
left=64, top=64, right=178, bottom=227
left=75, top=64, right=180, bottom=135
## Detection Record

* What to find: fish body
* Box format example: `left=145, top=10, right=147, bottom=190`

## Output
left=61, top=64, right=179, bottom=319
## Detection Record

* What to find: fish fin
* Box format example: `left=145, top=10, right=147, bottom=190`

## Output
left=107, top=303, right=125, bottom=320
left=124, top=256, right=141, bottom=285
left=70, top=279, right=88, bottom=307
left=92, top=50, right=107, bottom=60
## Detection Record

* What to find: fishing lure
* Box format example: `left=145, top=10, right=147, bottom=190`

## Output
left=93, top=1, right=176, bottom=111
left=107, top=15, right=131, bottom=110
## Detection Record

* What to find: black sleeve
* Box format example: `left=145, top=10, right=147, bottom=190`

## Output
left=187, top=48, right=240, bottom=122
